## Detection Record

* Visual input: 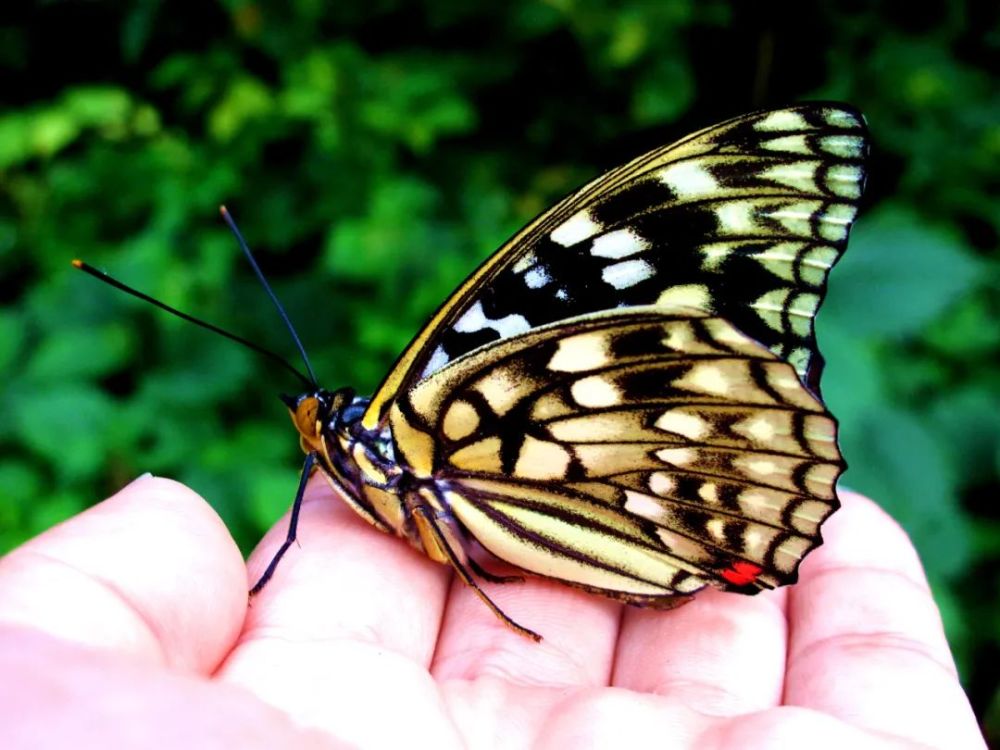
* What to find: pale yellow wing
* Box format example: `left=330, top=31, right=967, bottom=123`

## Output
left=388, top=307, right=842, bottom=599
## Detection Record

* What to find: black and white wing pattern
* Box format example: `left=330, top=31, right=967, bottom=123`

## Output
left=363, top=103, right=868, bottom=430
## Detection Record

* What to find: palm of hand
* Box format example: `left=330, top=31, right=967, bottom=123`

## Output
left=0, top=477, right=984, bottom=749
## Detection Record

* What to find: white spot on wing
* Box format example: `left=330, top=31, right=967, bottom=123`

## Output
left=570, top=375, right=620, bottom=407
left=755, top=110, right=810, bottom=132
left=523, top=266, right=551, bottom=289
left=658, top=160, right=719, bottom=197
left=453, top=301, right=489, bottom=333
left=761, top=161, right=820, bottom=192
left=820, top=135, right=865, bottom=159
left=673, top=575, right=706, bottom=594
left=766, top=206, right=815, bottom=235
left=548, top=332, right=610, bottom=372
left=824, top=108, right=860, bottom=128
left=736, top=414, right=778, bottom=443
left=761, top=134, right=810, bottom=155
left=818, top=203, right=857, bottom=241
left=744, top=529, right=765, bottom=554
left=656, top=447, right=696, bottom=467
left=649, top=472, right=676, bottom=496
left=602, top=259, right=656, bottom=289
left=745, top=459, right=778, bottom=477
left=700, top=244, right=733, bottom=271
left=655, top=410, right=709, bottom=440
left=422, top=344, right=450, bottom=376
left=512, top=251, right=537, bottom=274
left=453, top=300, right=531, bottom=339
left=624, top=491, right=666, bottom=521
left=551, top=211, right=602, bottom=247
left=590, top=228, right=650, bottom=259
left=698, top=483, right=719, bottom=503
left=706, top=518, right=726, bottom=540
left=825, top=164, right=863, bottom=199
left=657, top=283, right=712, bottom=312
left=716, top=202, right=757, bottom=234
left=676, top=364, right=731, bottom=395
left=494, top=313, right=532, bottom=338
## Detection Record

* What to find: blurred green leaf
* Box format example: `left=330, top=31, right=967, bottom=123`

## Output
left=11, top=385, right=119, bottom=481
left=929, top=388, right=1000, bottom=487
left=358, top=58, right=477, bottom=152
left=924, top=292, right=1000, bottom=358
left=0, top=461, right=42, bottom=541
left=121, top=0, right=161, bottom=62
left=208, top=77, right=275, bottom=142
left=62, top=87, right=133, bottom=129
left=823, top=207, right=983, bottom=338
left=631, top=55, right=694, bottom=124
left=25, top=323, right=133, bottom=382
left=247, top=467, right=300, bottom=531
left=840, top=405, right=971, bottom=580
left=814, top=324, right=885, bottom=432
left=30, top=110, right=80, bottom=158
left=607, top=12, right=651, bottom=66
left=0, top=311, right=24, bottom=373
left=26, top=490, right=86, bottom=538
left=324, top=176, right=444, bottom=280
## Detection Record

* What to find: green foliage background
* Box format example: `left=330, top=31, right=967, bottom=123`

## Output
left=1, top=0, right=997, bottom=734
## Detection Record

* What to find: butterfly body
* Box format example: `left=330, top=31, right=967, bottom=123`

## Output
left=269, top=103, right=867, bottom=639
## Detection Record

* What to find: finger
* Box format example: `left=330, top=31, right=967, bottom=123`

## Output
left=1, top=626, right=338, bottom=750
left=219, top=476, right=461, bottom=744
left=784, top=491, right=984, bottom=749
left=528, top=687, right=714, bottom=749
left=533, top=692, right=921, bottom=750
left=235, top=475, right=449, bottom=660
left=701, top=706, right=929, bottom=750
left=430, top=574, right=621, bottom=688
left=612, top=586, right=788, bottom=715
left=0, top=476, right=247, bottom=673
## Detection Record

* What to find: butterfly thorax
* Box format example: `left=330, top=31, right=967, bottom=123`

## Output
left=284, top=387, right=436, bottom=551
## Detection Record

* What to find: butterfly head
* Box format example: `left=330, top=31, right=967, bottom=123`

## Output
left=281, top=387, right=358, bottom=452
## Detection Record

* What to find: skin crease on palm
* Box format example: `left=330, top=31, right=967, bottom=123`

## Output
left=0, top=475, right=986, bottom=750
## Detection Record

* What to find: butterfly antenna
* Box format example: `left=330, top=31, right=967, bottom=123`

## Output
left=72, top=260, right=314, bottom=390
left=219, top=206, right=318, bottom=387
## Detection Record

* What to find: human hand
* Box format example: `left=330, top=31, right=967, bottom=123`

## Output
left=0, top=475, right=985, bottom=748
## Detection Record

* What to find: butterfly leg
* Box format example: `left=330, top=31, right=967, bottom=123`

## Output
left=250, top=451, right=317, bottom=595
left=411, top=504, right=541, bottom=642
left=467, top=557, right=526, bottom=585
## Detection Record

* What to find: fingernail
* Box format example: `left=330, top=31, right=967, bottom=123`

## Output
left=128, top=472, right=155, bottom=487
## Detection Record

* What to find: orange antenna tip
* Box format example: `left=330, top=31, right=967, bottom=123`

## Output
left=219, top=205, right=229, bottom=217
left=71, top=259, right=83, bottom=268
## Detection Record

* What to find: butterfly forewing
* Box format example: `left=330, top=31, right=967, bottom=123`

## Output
left=388, top=307, right=843, bottom=599
left=363, top=104, right=868, bottom=430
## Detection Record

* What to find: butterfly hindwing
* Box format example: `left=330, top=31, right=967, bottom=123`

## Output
left=389, top=307, right=843, bottom=598
left=363, top=104, right=868, bottom=431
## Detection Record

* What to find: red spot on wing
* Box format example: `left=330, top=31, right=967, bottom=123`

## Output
left=721, top=561, right=763, bottom=586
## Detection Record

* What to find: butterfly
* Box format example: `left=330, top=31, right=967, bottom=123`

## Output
left=259, top=103, right=868, bottom=640
left=78, top=102, right=869, bottom=641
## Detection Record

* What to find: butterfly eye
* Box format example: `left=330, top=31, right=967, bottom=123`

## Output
left=340, top=400, right=367, bottom=425
left=290, top=396, right=322, bottom=440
